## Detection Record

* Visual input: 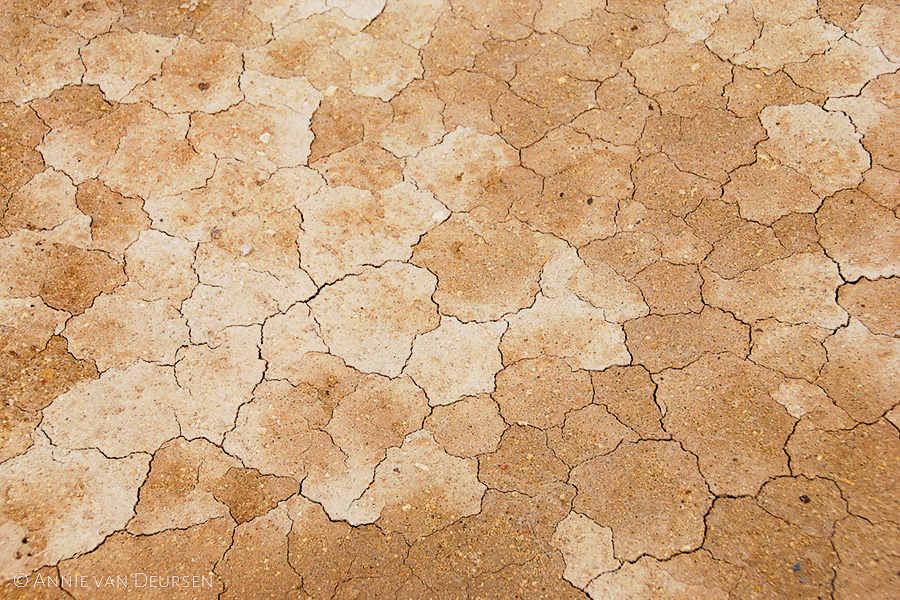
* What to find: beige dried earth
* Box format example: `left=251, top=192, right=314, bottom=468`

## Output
left=0, top=0, right=899, bottom=598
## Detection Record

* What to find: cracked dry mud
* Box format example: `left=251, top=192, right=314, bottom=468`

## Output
left=0, top=0, right=898, bottom=599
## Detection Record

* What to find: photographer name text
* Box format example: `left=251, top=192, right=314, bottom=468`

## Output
left=15, top=571, right=215, bottom=589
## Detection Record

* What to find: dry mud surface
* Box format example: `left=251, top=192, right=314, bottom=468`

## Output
left=1, top=0, right=899, bottom=598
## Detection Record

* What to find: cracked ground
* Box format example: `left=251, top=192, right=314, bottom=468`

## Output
left=0, top=0, right=899, bottom=598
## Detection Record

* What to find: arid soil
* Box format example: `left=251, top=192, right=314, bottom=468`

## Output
left=1, top=0, right=899, bottom=598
